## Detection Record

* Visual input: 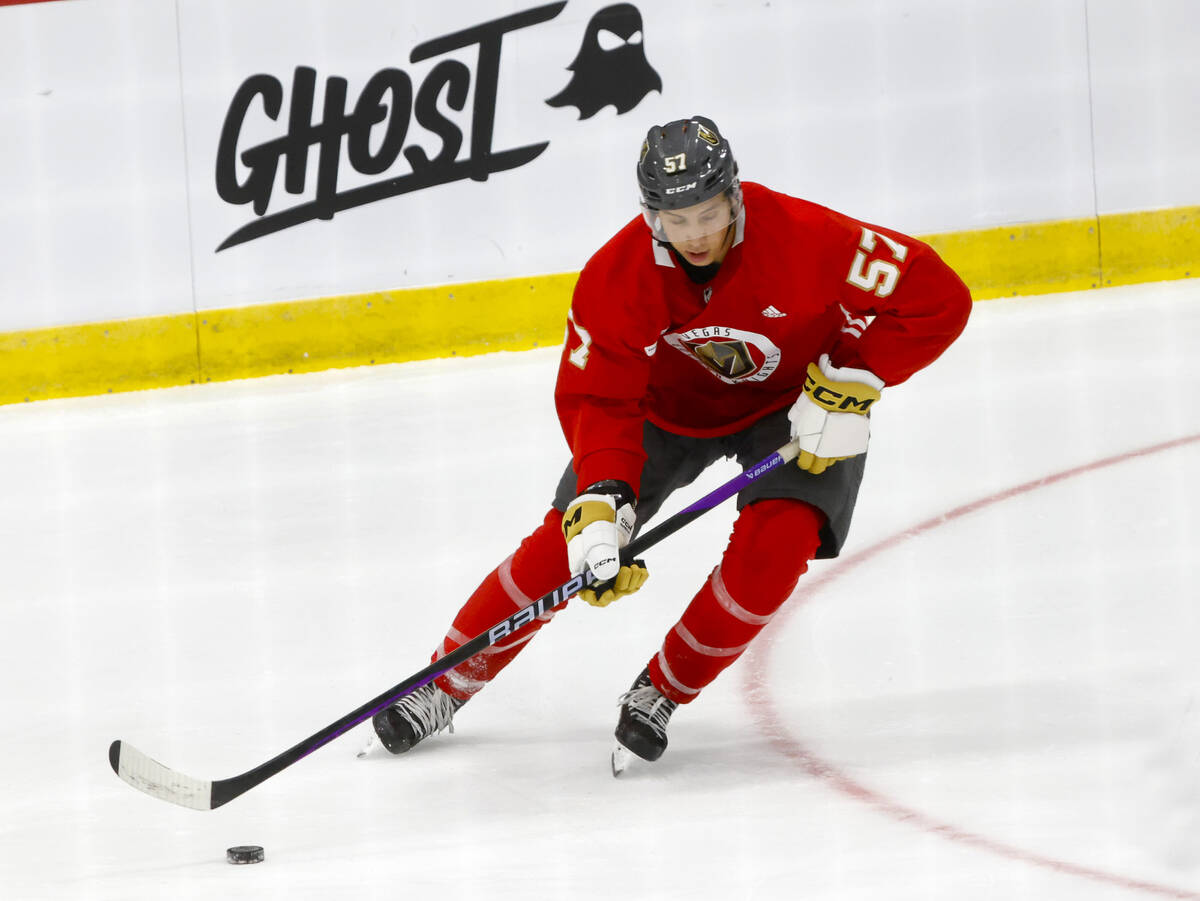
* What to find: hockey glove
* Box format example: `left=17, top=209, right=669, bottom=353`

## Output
left=562, top=480, right=648, bottom=607
left=788, top=354, right=884, bottom=474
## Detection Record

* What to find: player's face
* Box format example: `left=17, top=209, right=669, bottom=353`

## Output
left=659, top=194, right=735, bottom=266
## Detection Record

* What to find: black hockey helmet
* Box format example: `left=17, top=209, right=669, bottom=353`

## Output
left=637, top=116, right=742, bottom=240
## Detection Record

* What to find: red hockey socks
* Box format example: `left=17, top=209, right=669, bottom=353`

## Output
left=649, top=499, right=825, bottom=704
left=433, top=509, right=569, bottom=700
left=432, top=499, right=824, bottom=705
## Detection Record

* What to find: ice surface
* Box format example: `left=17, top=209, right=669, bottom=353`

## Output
left=1, top=280, right=1198, bottom=900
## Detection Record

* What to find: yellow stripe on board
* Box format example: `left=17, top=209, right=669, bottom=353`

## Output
left=0, top=314, right=200, bottom=406
left=196, top=272, right=578, bottom=385
left=922, top=218, right=1102, bottom=300
left=923, top=205, right=1198, bottom=299
left=1, top=206, right=1196, bottom=406
left=1099, top=206, right=1197, bottom=287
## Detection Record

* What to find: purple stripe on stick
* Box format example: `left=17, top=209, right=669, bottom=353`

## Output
left=679, top=450, right=786, bottom=515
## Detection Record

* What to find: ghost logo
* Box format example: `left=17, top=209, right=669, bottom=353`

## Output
left=214, top=3, right=567, bottom=250
left=545, top=3, right=661, bottom=119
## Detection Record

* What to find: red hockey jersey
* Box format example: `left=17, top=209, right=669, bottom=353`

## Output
left=556, top=181, right=972, bottom=494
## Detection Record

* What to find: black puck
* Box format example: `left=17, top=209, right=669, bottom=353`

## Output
left=226, top=845, right=265, bottom=865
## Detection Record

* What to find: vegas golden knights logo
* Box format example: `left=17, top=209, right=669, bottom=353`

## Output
left=693, top=340, right=755, bottom=379
left=665, top=325, right=781, bottom=385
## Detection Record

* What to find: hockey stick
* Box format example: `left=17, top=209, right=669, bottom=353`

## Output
left=109, top=439, right=801, bottom=810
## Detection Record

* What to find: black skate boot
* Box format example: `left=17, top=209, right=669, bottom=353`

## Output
left=612, top=667, right=678, bottom=775
left=368, top=682, right=466, bottom=755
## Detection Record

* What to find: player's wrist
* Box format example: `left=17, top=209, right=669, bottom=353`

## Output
left=578, top=479, right=636, bottom=510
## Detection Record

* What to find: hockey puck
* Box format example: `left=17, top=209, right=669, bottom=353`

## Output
left=226, top=845, right=265, bottom=865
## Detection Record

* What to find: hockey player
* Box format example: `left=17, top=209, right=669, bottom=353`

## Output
left=368, top=115, right=972, bottom=768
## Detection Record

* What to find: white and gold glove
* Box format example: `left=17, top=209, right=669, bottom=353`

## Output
left=787, top=354, right=884, bottom=474
left=561, top=480, right=648, bottom=607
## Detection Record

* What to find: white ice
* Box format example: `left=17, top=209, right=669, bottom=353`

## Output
left=2, top=279, right=1199, bottom=900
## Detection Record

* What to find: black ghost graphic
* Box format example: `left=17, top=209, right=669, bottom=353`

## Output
left=546, top=4, right=662, bottom=119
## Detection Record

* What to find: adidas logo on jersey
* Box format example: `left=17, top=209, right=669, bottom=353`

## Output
left=760, top=305, right=786, bottom=318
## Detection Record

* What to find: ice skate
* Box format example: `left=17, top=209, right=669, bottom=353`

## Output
left=611, top=667, right=678, bottom=776
left=360, top=682, right=466, bottom=756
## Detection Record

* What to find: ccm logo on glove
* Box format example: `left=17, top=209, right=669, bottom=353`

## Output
left=561, top=481, right=648, bottom=607
left=788, top=354, right=885, bottom=475
left=803, top=364, right=881, bottom=412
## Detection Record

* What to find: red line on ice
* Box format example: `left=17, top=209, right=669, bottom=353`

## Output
left=746, top=432, right=1200, bottom=899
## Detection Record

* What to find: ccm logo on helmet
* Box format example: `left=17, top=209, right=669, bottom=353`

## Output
left=665, top=182, right=697, bottom=195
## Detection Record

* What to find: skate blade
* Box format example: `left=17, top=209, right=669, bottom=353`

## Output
left=611, top=742, right=636, bottom=777
left=356, top=732, right=381, bottom=759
